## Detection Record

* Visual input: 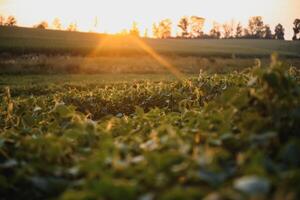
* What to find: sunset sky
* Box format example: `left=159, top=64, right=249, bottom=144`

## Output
left=0, top=0, right=299, bottom=39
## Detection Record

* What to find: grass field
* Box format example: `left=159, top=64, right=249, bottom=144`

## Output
left=1, top=26, right=300, bottom=75
left=1, top=26, right=300, bottom=58
left=0, top=74, right=182, bottom=89
left=2, top=54, right=293, bottom=74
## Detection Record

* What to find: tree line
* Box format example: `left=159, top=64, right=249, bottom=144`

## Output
left=149, top=16, right=300, bottom=40
left=0, top=16, right=78, bottom=32
left=1, top=14, right=300, bottom=40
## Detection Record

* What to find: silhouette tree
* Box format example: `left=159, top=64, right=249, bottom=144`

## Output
left=263, top=25, right=273, bottom=39
left=274, top=24, right=285, bottom=40
left=178, top=16, right=189, bottom=38
left=243, top=28, right=250, bottom=38
left=67, top=22, right=77, bottom=31
left=52, top=18, right=62, bottom=30
left=0, top=15, right=5, bottom=26
left=209, top=22, right=221, bottom=39
left=292, top=19, right=300, bottom=40
left=223, top=23, right=230, bottom=39
left=190, top=16, right=205, bottom=38
left=118, top=29, right=129, bottom=36
left=160, top=19, right=172, bottom=39
left=93, top=17, right=99, bottom=32
left=143, top=28, right=148, bottom=38
left=35, top=21, right=48, bottom=29
left=235, top=22, right=243, bottom=38
left=247, top=16, right=264, bottom=38
left=152, top=19, right=172, bottom=39
left=5, top=16, right=17, bottom=26
left=152, top=23, right=160, bottom=38
left=222, top=22, right=234, bottom=39
left=129, top=22, right=140, bottom=37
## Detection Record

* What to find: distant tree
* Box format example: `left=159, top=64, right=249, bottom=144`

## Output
left=190, top=16, right=205, bottom=38
left=235, top=22, right=243, bottom=38
left=52, top=18, right=62, bottom=30
left=247, top=16, right=264, bottom=38
left=160, top=19, right=172, bottom=39
left=118, top=29, right=129, bottom=36
left=0, top=15, right=5, bottom=26
left=263, top=25, right=273, bottom=39
left=274, top=23, right=285, bottom=40
left=67, top=22, right=77, bottom=31
left=243, top=28, right=250, bottom=38
left=152, top=19, right=172, bottom=39
left=152, top=23, right=160, bottom=38
left=209, top=22, right=221, bottom=39
left=222, top=23, right=231, bottom=39
left=292, top=19, right=300, bottom=40
left=178, top=16, right=189, bottom=38
left=129, top=22, right=140, bottom=37
left=5, top=16, right=17, bottom=26
left=200, top=34, right=216, bottom=39
left=143, top=28, right=149, bottom=38
left=35, top=21, right=48, bottom=29
left=222, top=22, right=234, bottom=39
left=93, top=17, right=99, bottom=31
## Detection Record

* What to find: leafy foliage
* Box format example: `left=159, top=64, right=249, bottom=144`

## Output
left=0, top=58, right=300, bottom=200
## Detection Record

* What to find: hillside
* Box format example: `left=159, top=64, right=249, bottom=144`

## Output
left=1, top=26, right=300, bottom=58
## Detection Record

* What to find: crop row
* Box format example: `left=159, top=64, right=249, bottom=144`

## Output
left=0, top=58, right=300, bottom=199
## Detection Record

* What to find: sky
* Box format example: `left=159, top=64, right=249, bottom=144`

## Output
left=0, top=0, right=299, bottom=39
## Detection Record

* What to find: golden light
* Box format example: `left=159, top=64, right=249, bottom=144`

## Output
left=0, top=0, right=299, bottom=38
left=128, top=36, right=185, bottom=81
left=80, top=34, right=185, bottom=80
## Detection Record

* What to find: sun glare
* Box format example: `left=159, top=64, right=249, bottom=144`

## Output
left=78, top=34, right=185, bottom=80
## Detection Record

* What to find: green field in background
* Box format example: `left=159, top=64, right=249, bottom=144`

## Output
left=1, top=26, right=300, bottom=58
